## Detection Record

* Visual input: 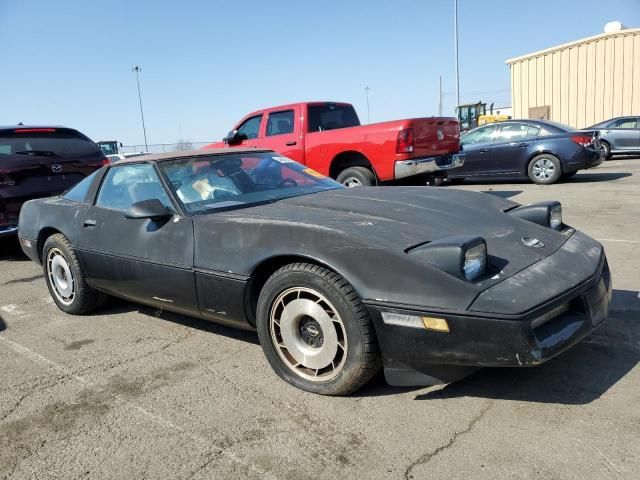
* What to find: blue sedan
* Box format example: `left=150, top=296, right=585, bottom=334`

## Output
left=451, top=120, right=604, bottom=185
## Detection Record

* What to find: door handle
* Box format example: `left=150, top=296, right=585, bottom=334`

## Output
left=285, top=141, right=297, bottom=146
left=479, top=148, right=488, bottom=154
left=83, top=219, right=96, bottom=228
left=518, top=143, right=529, bottom=148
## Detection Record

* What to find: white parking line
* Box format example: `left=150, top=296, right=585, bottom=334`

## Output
left=600, top=238, right=640, bottom=244
left=0, top=335, right=277, bottom=480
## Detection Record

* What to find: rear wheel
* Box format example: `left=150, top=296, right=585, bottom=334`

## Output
left=600, top=141, right=611, bottom=160
left=336, top=166, right=376, bottom=187
left=256, top=263, right=381, bottom=395
left=43, top=234, right=107, bottom=314
left=528, top=154, right=562, bottom=185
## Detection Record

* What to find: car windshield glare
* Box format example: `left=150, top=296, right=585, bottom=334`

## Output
left=158, top=152, right=342, bottom=214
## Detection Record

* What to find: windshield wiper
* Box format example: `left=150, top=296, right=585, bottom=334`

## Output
left=15, top=150, right=57, bottom=156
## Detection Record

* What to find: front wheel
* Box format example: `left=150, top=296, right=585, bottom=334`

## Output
left=43, top=234, right=107, bottom=314
left=256, top=263, right=381, bottom=395
left=528, top=154, right=562, bottom=185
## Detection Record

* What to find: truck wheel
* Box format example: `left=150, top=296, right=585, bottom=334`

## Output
left=336, top=167, right=375, bottom=187
left=43, top=233, right=107, bottom=314
left=256, top=263, right=381, bottom=395
left=528, top=154, right=562, bottom=185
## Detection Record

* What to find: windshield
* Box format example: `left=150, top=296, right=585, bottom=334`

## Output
left=158, top=152, right=343, bottom=214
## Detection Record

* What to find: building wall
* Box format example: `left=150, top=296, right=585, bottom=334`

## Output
left=507, top=28, right=640, bottom=128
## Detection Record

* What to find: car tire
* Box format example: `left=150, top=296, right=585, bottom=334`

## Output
left=256, top=263, right=381, bottom=395
left=336, top=167, right=376, bottom=187
left=600, top=141, right=611, bottom=160
left=42, top=233, right=107, bottom=314
left=528, top=154, right=562, bottom=185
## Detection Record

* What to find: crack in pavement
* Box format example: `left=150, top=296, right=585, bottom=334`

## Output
left=403, top=402, right=493, bottom=480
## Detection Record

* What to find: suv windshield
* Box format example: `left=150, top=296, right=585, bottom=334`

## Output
left=158, top=152, right=342, bottom=214
left=0, top=128, right=101, bottom=157
left=308, top=104, right=360, bottom=132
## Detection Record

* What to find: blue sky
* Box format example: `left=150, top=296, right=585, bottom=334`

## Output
left=1, top=0, right=638, bottom=146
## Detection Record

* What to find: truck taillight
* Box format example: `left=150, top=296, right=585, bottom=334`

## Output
left=571, top=135, right=593, bottom=148
left=396, top=128, right=415, bottom=154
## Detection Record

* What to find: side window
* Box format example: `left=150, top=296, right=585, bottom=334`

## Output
left=611, top=118, right=638, bottom=129
left=495, top=124, right=529, bottom=142
left=62, top=170, right=99, bottom=203
left=96, top=164, right=174, bottom=212
left=461, top=125, right=497, bottom=145
left=527, top=125, right=541, bottom=137
left=236, top=115, right=262, bottom=139
left=266, top=110, right=295, bottom=136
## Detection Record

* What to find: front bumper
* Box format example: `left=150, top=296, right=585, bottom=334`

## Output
left=366, top=253, right=612, bottom=387
left=394, top=153, right=465, bottom=180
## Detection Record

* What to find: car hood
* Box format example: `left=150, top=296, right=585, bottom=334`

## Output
left=212, top=187, right=572, bottom=280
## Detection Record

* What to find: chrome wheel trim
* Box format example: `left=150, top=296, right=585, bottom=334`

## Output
left=533, top=158, right=555, bottom=181
left=46, top=248, right=75, bottom=306
left=269, top=287, right=348, bottom=382
left=343, top=177, right=362, bottom=188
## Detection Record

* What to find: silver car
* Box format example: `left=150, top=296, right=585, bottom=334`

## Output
left=587, top=116, right=640, bottom=159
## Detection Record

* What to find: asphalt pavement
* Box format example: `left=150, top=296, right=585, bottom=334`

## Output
left=1, top=157, right=639, bottom=480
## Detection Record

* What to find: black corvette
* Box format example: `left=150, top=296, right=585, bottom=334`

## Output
left=18, top=148, right=612, bottom=395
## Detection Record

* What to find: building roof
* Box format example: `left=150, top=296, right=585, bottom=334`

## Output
left=116, top=147, right=273, bottom=164
left=505, top=27, right=640, bottom=64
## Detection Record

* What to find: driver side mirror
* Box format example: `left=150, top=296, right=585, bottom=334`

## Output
left=125, top=199, right=172, bottom=222
left=223, top=130, right=248, bottom=145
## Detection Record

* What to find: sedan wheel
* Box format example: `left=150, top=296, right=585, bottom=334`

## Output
left=270, top=287, right=347, bottom=381
left=256, top=263, right=381, bottom=395
left=528, top=154, right=561, bottom=185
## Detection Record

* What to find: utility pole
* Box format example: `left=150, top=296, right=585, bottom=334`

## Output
left=439, top=75, right=443, bottom=116
left=454, top=0, right=460, bottom=110
left=132, top=65, right=149, bottom=151
left=364, top=86, right=371, bottom=124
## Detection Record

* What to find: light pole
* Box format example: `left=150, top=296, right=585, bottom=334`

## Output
left=454, top=0, right=460, bottom=110
left=132, top=65, right=149, bottom=151
left=364, top=86, right=371, bottom=124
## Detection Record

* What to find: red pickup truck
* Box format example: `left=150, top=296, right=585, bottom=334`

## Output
left=204, top=102, right=464, bottom=186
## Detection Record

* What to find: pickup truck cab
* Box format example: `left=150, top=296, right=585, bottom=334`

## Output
left=204, top=102, right=463, bottom=186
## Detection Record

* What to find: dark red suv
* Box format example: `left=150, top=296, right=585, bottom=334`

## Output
left=0, top=126, right=107, bottom=237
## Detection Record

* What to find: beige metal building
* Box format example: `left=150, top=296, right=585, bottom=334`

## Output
left=506, top=27, right=640, bottom=128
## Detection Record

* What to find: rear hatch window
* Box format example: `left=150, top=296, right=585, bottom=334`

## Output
left=0, top=128, right=102, bottom=158
left=308, top=104, right=361, bottom=132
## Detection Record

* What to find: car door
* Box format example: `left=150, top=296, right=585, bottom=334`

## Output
left=456, top=124, right=499, bottom=178
left=76, top=162, right=199, bottom=315
left=259, top=107, right=304, bottom=162
left=490, top=122, right=538, bottom=177
left=604, top=118, right=639, bottom=151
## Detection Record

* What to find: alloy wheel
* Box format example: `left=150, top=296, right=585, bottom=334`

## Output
left=532, top=158, right=555, bottom=181
left=269, top=287, right=348, bottom=381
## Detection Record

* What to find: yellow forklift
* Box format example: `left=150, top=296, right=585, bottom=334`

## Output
left=456, top=102, right=510, bottom=132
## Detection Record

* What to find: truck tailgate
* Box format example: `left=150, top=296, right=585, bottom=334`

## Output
left=410, top=118, right=460, bottom=157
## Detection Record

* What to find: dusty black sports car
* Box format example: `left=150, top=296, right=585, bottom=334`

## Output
left=18, top=149, right=612, bottom=395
